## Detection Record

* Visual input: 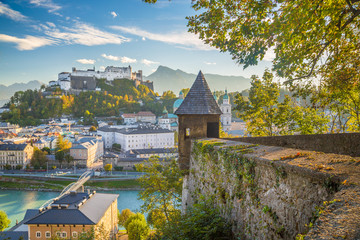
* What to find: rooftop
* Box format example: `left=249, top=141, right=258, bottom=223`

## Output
left=0, top=143, right=29, bottom=151
left=174, top=71, right=222, bottom=115
left=24, top=192, right=118, bottom=225
left=98, top=126, right=173, bottom=135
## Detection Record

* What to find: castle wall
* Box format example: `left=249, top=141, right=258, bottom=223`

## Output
left=183, top=138, right=360, bottom=239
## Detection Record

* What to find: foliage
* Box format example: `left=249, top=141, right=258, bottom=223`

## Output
left=177, top=0, right=360, bottom=89
left=127, top=218, right=150, bottom=240
left=89, top=126, right=97, bottom=132
left=112, top=143, right=121, bottom=151
left=55, top=135, right=71, bottom=152
left=64, top=154, right=74, bottom=164
left=41, top=147, right=51, bottom=155
left=234, top=70, right=328, bottom=136
left=146, top=209, right=166, bottom=229
left=136, top=157, right=183, bottom=222
left=157, top=197, right=231, bottom=240
left=124, top=213, right=146, bottom=232
left=0, top=210, right=10, bottom=231
left=31, top=147, right=47, bottom=169
left=118, top=209, right=135, bottom=227
left=104, top=163, right=112, bottom=172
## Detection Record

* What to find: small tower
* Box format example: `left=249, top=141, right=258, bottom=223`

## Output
left=220, top=89, right=232, bottom=132
left=213, top=90, right=218, bottom=102
left=175, top=71, right=222, bottom=170
left=173, top=90, right=184, bottom=113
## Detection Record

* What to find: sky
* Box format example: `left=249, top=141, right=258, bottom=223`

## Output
left=0, top=0, right=273, bottom=86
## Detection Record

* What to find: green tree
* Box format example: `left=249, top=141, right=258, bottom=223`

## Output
left=124, top=213, right=147, bottom=233
left=65, top=154, right=74, bottom=165
left=146, top=209, right=166, bottom=229
left=89, top=126, right=97, bottom=132
left=31, top=147, right=47, bottom=169
left=127, top=219, right=149, bottom=240
left=55, top=150, right=65, bottom=166
left=104, top=163, right=112, bottom=172
left=136, top=157, right=183, bottom=222
left=112, top=143, right=121, bottom=152
left=118, top=209, right=135, bottom=227
left=41, top=147, right=51, bottom=155
left=0, top=211, right=11, bottom=231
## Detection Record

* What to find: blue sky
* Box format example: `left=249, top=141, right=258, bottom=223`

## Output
left=0, top=0, right=272, bottom=86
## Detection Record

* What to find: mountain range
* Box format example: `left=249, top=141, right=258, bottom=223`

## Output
left=0, top=80, right=43, bottom=107
left=145, top=66, right=251, bottom=94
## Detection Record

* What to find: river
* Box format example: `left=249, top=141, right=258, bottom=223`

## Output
left=0, top=190, right=143, bottom=229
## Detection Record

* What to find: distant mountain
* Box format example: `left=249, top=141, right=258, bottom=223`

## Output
left=144, top=66, right=251, bottom=94
left=0, top=80, right=43, bottom=106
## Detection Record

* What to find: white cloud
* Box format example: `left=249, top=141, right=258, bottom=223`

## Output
left=76, top=59, right=95, bottom=65
left=100, top=66, right=106, bottom=71
left=121, top=56, right=137, bottom=63
left=110, top=26, right=214, bottom=51
left=142, top=37, right=146, bottom=41
left=101, top=54, right=119, bottom=61
left=29, top=0, right=61, bottom=13
left=0, top=34, right=55, bottom=50
left=0, top=2, right=28, bottom=21
left=46, top=22, right=56, bottom=28
left=141, top=59, right=159, bottom=66
left=204, top=62, right=216, bottom=65
left=43, top=22, right=130, bottom=46
left=110, top=11, right=117, bottom=18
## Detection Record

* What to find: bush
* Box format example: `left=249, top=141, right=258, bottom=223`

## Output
left=118, top=209, right=134, bottom=227
left=0, top=210, right=11, bottom=231
left=114, top=166, right=123, bottom=171
left=4, top=164, right=11, bottom=170
left=104, top=164, right=112, bottom=172
left=159, top=198, right=231, bottom=240
left=124, top=213, right=146, bottom=232
left=127, top=219, right=149, bottom=240
left=15, top=165, right=22, bottom=170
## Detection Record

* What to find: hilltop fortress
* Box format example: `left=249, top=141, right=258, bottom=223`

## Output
left=50, top=65, right=153, bottom=92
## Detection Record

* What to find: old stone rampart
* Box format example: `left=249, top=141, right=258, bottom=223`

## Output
left=182, top=139, right=360, bottom=239
left=227, top=132, right=360, bottom=156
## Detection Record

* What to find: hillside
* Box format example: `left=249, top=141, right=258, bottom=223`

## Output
left=0, top=80, right=43, bottom=106
left=145, top=66, right=251, bottom=94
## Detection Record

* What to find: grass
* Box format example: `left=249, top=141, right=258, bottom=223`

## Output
left=0, top=176, right=141, bottom=190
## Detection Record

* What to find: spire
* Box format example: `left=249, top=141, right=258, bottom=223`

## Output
left=174, top=71, right=222, bottom=115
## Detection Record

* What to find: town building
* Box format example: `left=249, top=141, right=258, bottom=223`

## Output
left=70, top=137, right=104, bottom=167
left=97, top=126, right=174, bottom=151
left=122, top=111, right=156, bottom=124
left=219, top=90, right=232, bottom=132
left=128, top=148, right=178, bottom=159
left=21, top=191, right=118, bottom=240
left=158, top=108, right=178, bottom=131
left=0, top=143, right=33, bottom=170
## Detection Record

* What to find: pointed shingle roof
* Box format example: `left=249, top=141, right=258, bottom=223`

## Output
left=175, top=71, right=222, bottom=115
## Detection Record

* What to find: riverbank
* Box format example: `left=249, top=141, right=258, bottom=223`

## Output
left=0, top=176, right=142, bottom=191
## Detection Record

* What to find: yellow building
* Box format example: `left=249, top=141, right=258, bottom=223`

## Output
left=24, top=191, right=118, bottom=240
left=0, top=143, right=33, bottom=170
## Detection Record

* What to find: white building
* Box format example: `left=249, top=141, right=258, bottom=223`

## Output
left=70, top=136, right=104, bottom=167
left=122, top=112, right=156, bottom=125
left=219, top=90, right=232, bottom=132
left=71, top=66, right=141, bottom=81
left=97, top=126, right=175, bottom=152
left=0, top=143, right=33, bottom=169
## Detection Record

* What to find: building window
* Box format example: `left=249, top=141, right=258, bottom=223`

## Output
left=36, top=231, right=41, bottom=238
left=62, top=232, right=67, bottom=238
left=72, top=231, right=78, bottom=238
left=45, top=231, right=51, bottom=238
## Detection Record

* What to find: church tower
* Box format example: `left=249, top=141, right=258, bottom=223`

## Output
left=220, top=89, right=232, bottom=132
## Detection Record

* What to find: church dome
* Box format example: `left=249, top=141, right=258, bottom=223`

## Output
left=223, top=89, right=229, bottom=100
left=173, top=99, right=184, bottom=109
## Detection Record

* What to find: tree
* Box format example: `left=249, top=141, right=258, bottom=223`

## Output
left=0, top=211, right=10, bottom=231
left=112, top=143, right=121, bottom=152
left=124, top=213, right=147, bottom=233
left=31, top=147, right=47, bottom=169
left=127, top=219, right=149, bottom=240
left=56, top=135, right=71, bottom=152
left=135, top=157, right=183, bottom=222
left=65, top=154, right=74, bottom=165
left=55, top=150, right=65, bottom=166
left=146, top=209, right=166, bottom=229
left=118, top=209, right=135, bottom=227
left=89, top=126, right=97, bottom=132
left=41, top=147, right=51, bottom=155
left=145, top=0, right=360, bottom=90
left=234, top=70, right=329, bottom=136
left=104, top=163, right=112, bottom=172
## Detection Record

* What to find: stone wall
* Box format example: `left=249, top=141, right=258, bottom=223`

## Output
left=182, top=139, right=360, bottom=239
left=227, top=132, right=360, bottom=156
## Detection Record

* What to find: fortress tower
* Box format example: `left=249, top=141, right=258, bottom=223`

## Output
left=175, top=71, right=222, bottom=170
left=220, top=89, right=232, bottom=132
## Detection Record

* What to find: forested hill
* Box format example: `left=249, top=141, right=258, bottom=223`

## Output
left=0, top=80, right=43, bottom=105
left=145, top=66, right=251, bottom=94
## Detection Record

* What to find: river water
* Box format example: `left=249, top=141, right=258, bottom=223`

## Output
left=0, top=190, right=143, bottom=229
